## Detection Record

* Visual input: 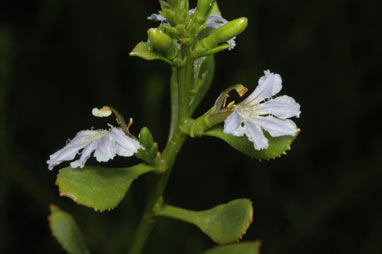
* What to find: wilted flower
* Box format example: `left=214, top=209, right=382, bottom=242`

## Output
left=47, top=126, right=142, bottom=170
left=224, top=70, right=301, bottom=150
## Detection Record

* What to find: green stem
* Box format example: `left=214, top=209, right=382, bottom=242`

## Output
left=177, top=57, right=194, bottom=124
left=129, top=56, right=194, bottom=254
left=168, top=67, right=178, bottom=141
left=153, top=205, right=201, bottom=226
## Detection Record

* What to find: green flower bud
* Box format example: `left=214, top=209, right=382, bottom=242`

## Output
left=147, top=28, right=173, bottom=52
left=198, top=17, right=248, bottom=50
left=195, top=0, right=215, bottom=22
left=147, top=28, right=178, bottom=59
left=190, top=0, right=215, bottom=35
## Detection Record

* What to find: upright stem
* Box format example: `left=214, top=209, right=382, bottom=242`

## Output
left=128, top=56, right=194, bottom=254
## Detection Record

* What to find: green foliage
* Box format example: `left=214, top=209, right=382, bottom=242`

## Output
left=47, top=0, right=300, bottom=253
left=147, top=28, right=178, bottom=59
left=154, top=199, right=253, bottom=244
left=135, top=127, right=159, bottom=167
left=205, top=127, right=299, bottom=160
left=189, top=0, right=216, bottom=35
left=193, top=17, right=248, bottom=57
left=190, top=55, right=215, bottom=114
left=48, top=205, right=89, bottom=254
left=159, top=0, right=189, bottom=26
left=56, top=164, right=155, bottom=211
left=204, top=241, right=261, bottom=254
left=129, top=41, right=175, bottom=65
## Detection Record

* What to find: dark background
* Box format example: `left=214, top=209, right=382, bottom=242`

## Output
left=1, top=0, right=381, bottom=253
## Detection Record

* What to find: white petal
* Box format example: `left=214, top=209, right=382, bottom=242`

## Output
left=70, top=142, right=97, bottom=168
left=110, top=128, right=142, bottom=157
left=244, top=122, right=269, bottom=150
left=94, top=135, right=115, bottom=162
left=255, top=95, right=301, bottom=119
left=147, top=13, right=167, bottom=22
left=254, top=116, right=298, bottom=137
left=47, top=144, right=82, bottom=170
left=224, top=110, right=242, bottom=135
left=46, top=130, right=106, bottom=170
left=206, top=14, right=228, bottom=29
left=243, top=70, right=282, bottom=105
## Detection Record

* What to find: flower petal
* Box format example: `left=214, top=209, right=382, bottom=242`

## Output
left=94, top=134, right=115, bottom=162
left=147, top=13, right=167, bottom=23
left=254, top=116, right=298, bottom=137
left=224, top=110, right=242, bottom=135
left=110, top=128, right=142, bottom=157
left=243, top=70, right=282, bottom=105
left=70, top=142, right=97, bottom=169
left=244, top=122, right=269, bottom=150
left=46, top=130, right=106, bottom=170
left=255, top=95, right=301, bottom=119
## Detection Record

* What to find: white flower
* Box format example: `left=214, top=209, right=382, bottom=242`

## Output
left=148, top=9, right=236, bottom=49
left=224, top=70, right=301, bottom=150
left=47, top=126, right=142, bottom=170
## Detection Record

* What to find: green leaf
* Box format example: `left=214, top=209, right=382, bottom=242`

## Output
left=154, top=199, right=253, bottom=244
left=204, top=241, right=261, bottom=254
left=56, top=163, right=155, bottom=212
left=48, top=205, right=90, bottom=254
left=205, top=127, right=300, bottom=160
left=135, top=127, right=159, bottom=166
left=189, top=55, right=215, bottom=115
left=130, top=41, right=173, bottom=65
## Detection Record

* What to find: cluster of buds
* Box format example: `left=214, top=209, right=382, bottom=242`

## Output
left=146, top=0, right=248, bottom=62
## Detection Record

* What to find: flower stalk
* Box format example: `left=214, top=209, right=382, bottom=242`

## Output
left=128, top=55, right=193, bottom=254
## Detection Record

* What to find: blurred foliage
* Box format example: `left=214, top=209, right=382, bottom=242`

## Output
left=0, top=0, right=381, bottom=253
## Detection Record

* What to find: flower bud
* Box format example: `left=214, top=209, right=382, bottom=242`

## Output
left=147, top=28, right=178, bottom=59
left=147, top=28, right=173, bottom=51
left=198, top=17, right=248, bottom=50
left=194, top=0, right=215, bottom=22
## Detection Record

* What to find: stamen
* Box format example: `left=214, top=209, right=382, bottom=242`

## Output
left=93, top=106, right=133, bottom=137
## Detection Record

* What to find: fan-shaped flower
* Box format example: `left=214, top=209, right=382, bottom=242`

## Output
left=47, top=126, right=142, bottom=170
left=224, top=70, right=301, bottom=150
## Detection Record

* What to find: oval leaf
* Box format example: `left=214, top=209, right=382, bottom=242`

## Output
left=154, top=199, right=253, bottom=244
left=130, top=41, right=173, bottom=65
left=204, top=241, right=261, bottom=254
left=48, top=205, right=90, bottom=254
left=205, top=127, right=300, bottom=160
left=56, top=163, right=155, bottom=212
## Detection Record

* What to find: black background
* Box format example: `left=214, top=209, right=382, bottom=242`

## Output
left=0, top=0, right=381, bottom=253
